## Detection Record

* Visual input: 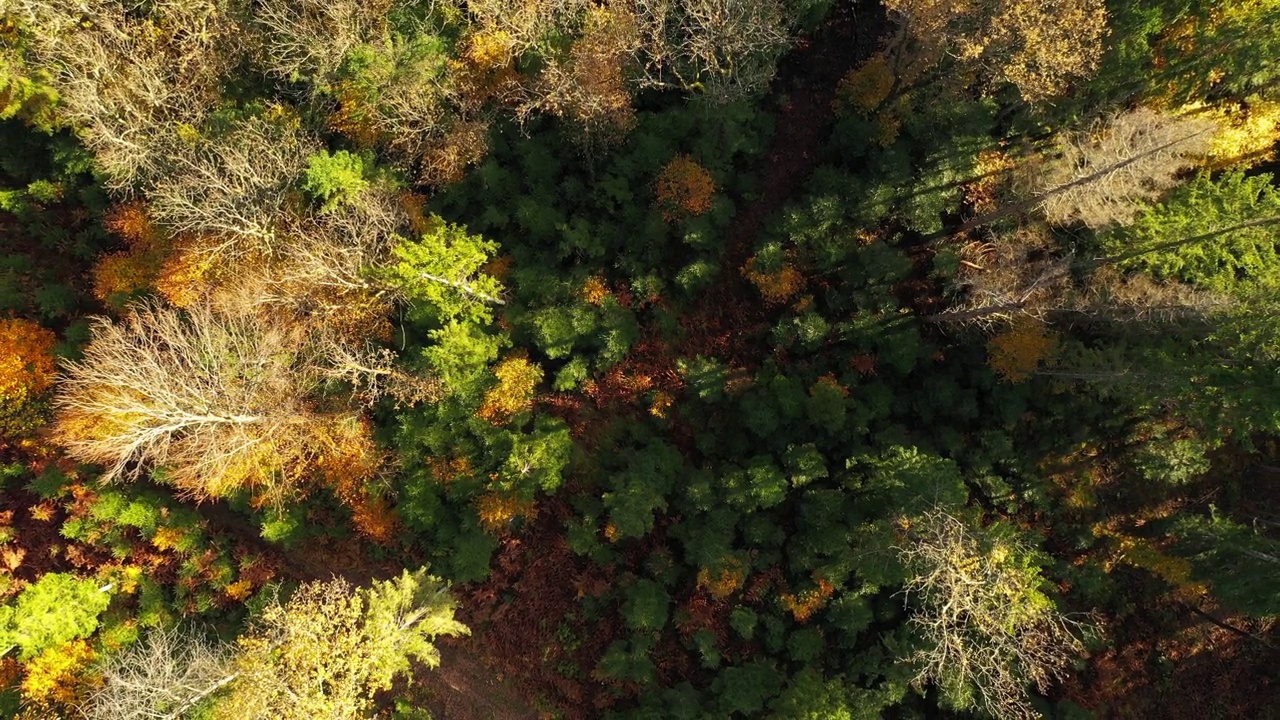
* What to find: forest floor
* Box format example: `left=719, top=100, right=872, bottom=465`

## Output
left=1062, top=596, right=1278, bottom=719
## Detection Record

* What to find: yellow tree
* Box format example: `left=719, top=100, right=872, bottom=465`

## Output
left=477, top=355, right=543, bottom=425
left=0, top=318, right=57, bottom=439
left=986, top=317, right=1059, bottom=382
left=216, top=569, right=467, bottom=720
left=882, top=0, right=1108, bottom=102
left=85, top=572, right=465, bottom=720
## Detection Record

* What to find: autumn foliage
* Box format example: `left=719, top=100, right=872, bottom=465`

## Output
left=20, top=639, right=96, bottom=708
left=475, top=491, right=536, bottom=534
left=477, top=355, right=544, bottom=425
left=0, top=318, right=57, bottom=440
left=836, top=56, right=895, bottom=115
left=779, top=575, right=835, bottom=622
left=742, top=257, right=805, bottom=304
left=0, top=318, right=56, bottom=403
left=696, top=556, right=747, bottom=600
left=654, top=155, right=716, bottom=221
left=986, top=318, right=1059, bottom=382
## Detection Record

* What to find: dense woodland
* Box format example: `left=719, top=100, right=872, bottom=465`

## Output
left=0, top=0, right=1277, bottom=717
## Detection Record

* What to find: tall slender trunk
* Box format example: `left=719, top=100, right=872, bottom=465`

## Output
left=935, top=126, right=1216, bottom=240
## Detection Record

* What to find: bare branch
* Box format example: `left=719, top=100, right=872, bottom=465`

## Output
left=896, top=509, right=1092, bottom=720
left=82, top=626, right=236, bottom=720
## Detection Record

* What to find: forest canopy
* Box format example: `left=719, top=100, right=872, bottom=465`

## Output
left=0, top=0, right=1277, bottom=718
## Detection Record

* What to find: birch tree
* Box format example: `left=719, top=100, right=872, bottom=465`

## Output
left=52, top=301, right=386, bottom=501
left=896, top=509, right=1088, bottom=720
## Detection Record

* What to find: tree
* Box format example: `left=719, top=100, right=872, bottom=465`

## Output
left=896, top=509, right=1087, bottom=720
left=630, top=0, right=792, bottom=102
left=0, top=574, right=112, bottom=660
left=1032, top=107, right=1217, bottom=229
left=476, top=355, right=543, bottom=425
left=385, top=214, right=506, bottom=324
left=82, top=626, right=236, bottom=720
left=930, top=216, right=1247, bottom=327
left=654, top=154, right=716, bottom=221
left=0, top=317, right=56, bottom=438
left=20, top=639, right=97, bottom=709
left=252, top=0, right=391, bottom=83
left=522, top=3, right=640, bottom=141
left=1173, top=511, right=1280, bottom=618
left=255, top=0, right=470, bottom=172
left=215, top=569, right=467, bottom=720
left=147, top=116, right=319, bottom=256
left=881, top=0, right=1108, bottom=102
left=986, top=316, right=1059, bottom=381
left=1102, top=170, right=1280, bottom=293
left=8, top=0, right=241, bottom=188
left=52, top=301, right=385, bottom=501
left=1151, top=0, right=1280, bottom=105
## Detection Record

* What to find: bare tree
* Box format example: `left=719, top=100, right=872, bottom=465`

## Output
left=896, top=509, right=1090, bottom=720
left=252, top=0, right=391, bottom=81
left=629, top=0, right=792, bottom=102
left=148, top=117, right=320, bottom=259
left=7, top=0, right=240, bottom=189
left=82, top=626, right=236, bottom=720
left=462, top=0, right=589, bottom=57
left=51, top=300, right=384, bottom=501
left=941, top=107, right=1219, bottom=239
left=521, top=3, right=641, bottom=141
left=255, top=0, right=463, bottom=166
left=1033, top=107, right=1218, bottom=229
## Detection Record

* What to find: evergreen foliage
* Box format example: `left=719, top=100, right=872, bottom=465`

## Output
left=0, top=0, right=1276, bottom=717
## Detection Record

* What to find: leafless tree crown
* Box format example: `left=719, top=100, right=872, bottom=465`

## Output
left=896, top=509, right=1090, bottom=720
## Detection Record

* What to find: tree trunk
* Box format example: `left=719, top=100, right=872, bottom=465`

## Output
left=936, top=125, right=1216, bottom=240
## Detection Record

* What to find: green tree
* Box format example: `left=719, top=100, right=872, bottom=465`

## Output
left=1104, top=171, right=1280, bottom=294
left=0, top=574, right=112, bottom=660
left=387, top=215, right=505, bottom=324
left=1173, top=511, right=1280, bottom=617
left=216, top=569, right=467, bottom=720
